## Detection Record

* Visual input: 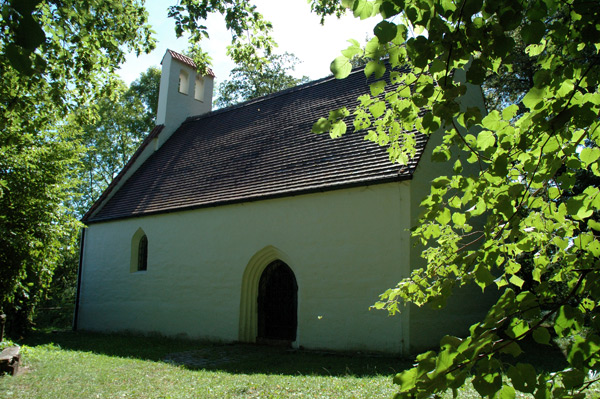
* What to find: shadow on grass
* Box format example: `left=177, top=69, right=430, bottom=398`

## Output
left=19, top=329, right=411, bottom=377
left=19, top=329, right=570, bottom=378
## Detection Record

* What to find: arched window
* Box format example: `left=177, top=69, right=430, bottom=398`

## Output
left=178, top=69, right=189, bottom=94
left=137, top=235, right=148, bottom=271
left=194, top=76, right=204, bottom=101
left=130, top=228, right=149, bottom=273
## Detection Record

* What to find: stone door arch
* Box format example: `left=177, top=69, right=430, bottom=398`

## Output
left=239, top=246, right=297, bottom=343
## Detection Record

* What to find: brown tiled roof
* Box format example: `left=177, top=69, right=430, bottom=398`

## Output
left=167, top=49, right=216, bottom=77
left=85, top=67, right=427, bottom=223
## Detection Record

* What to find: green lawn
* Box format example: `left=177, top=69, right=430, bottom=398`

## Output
left=0, top=330, right=412, bottom=399
left=1, top=330, right=596, bottom=398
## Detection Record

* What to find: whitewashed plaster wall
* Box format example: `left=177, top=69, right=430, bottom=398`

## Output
left=78, top=182, right=413, bottom=354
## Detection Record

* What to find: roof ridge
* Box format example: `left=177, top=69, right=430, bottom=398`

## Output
left=184, top=66, right=371, bottom=124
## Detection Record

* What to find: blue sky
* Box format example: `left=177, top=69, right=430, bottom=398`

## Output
left=117, top=0, right=376, bottom=85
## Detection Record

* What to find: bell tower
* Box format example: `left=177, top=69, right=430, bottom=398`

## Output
left=156, top=49, right=215, bottom=133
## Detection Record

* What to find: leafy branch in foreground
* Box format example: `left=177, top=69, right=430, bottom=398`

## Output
left=168, top=0, right=277, bottom=74
left=312, top=0, right=600, bottom=397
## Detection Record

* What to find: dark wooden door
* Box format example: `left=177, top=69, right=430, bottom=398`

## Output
left=257, top=260, right=298, bottom=342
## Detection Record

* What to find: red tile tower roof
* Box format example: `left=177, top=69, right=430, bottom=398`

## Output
left=167, top=49, right=216, bottom=77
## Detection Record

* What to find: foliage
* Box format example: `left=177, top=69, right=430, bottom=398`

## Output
left=70, top=70, right=160, bottom=217
left=310, top=0, right=600, bottom=397
left=33, top=68, right=161, bottom=328
left=168, top=0, right=276, bottom=74
left=0, top=0, right=154, bottom=334
left=480, top=26, right=539, bottom=114
left=215, top=52, right=310, bottom=108
left=128, top=66, right=161, bottom=130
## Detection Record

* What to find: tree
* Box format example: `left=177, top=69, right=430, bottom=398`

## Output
left=35, top=68, right=160, bottom=330
left=309, top=0, right=600, bottom=397
left=71, top=70, right=161, bottom=216
left=215, top=52, right=310, bottom=108
left=0, top=0, right=154, bottom=334
left=128, top=66, right=162, bottom=130
left=0, top=0, right=280, bottom=334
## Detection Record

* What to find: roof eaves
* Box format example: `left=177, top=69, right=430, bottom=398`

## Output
left=86, top=173, right=413, bottom=224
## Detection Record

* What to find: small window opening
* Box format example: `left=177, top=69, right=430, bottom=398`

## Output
left=194, top=76, right=204, bottom=101
left=137, top=235, right=148, bottom=271
left=178, top=70, right=189, bottom=94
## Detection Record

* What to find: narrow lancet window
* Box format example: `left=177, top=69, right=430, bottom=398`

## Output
left=137, top=235, right=148, bottom=271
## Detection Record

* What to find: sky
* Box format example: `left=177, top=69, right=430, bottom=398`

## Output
left=117, top=0, right=377, bottom=85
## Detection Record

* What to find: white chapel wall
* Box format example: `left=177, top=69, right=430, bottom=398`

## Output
left=78, top=182, right=412, bottom=354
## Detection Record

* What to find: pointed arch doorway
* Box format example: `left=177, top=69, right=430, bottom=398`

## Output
left=257, top=260, right=298, bottom=343
left=239, top=246, right=298, bottom=345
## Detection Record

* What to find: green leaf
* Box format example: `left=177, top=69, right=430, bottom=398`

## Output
left=5, top=44, right=34, bottom=75
left=580, top=147, right=600, bottom=165
left=562, top=369, right=585, bottom=390
left=477, top=130, right=496, bottom=151
left=369, top=101, right=386, bottom=118
left=522, top=87, right=547, bottom=111
left=380, top=1, right=401, bottom=18
left=452, top=212, right=466, bottom=226
left=509, top=274, right=525, bottom=288
left=466, top=58, right=486, bottom=85
left=501, top=341, right=523, bottom=358
left=328, top=107, right=350, bottom=121
left=588, top=220, right=600, bottom=231
left=472, top=368, right=502, bottom=397
left=330, top=120, right=347, bottom=138
left=437, top=207, right=451, bottom=225
left=353, top=0, right=374, bottom=19
left=370, top=80, right=386, bottom=96
left=506, top=318, right=529, bottom=339
left=393, top=367, right=417, bottom=391
left=330, top=56, right=352, bottom=79
left=475, top=264, right=495, bottom=288
left=507, top=363, right=537, bottom=394
left=532, top=327, right=551, bottom=345
left=431, top=177, right=451, bottom=188
left=502, top=104, right=519, bottom=121
left=365, top=60, right=386, bottom=79
left=341, top=42, right=361, bottom=58
left=482, top=111, right=503, bottom=130
left=14, top=14, right=46, bottom=50
left=312, top=117, right=330, bottom=134
left=373, top=21, right=397, bottom=43
left=497, top=384, right=516, bottom=399
left=522, top=21, right=545, bottom=45
left=554, top=305, right=582, bottom=338
left=397, top=85, right=411, bottom=98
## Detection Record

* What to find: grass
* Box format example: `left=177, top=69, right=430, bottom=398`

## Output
left=0, top=329, right=411, bottom=399
left=1, top=330, right=598, bottom=398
